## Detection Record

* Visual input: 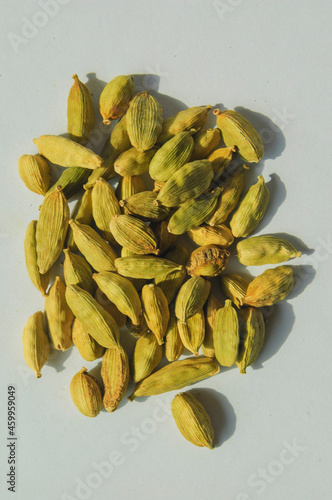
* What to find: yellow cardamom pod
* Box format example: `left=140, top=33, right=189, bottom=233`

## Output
left=178, top=309, right=205, bottom=356
left=67, top=74, right=95, bottom=145
left=110, top=214, right=159, bottom=255
left=165, top=303, right=184, bottom=362
left=99, top=75, right=135, bottom=125
left=65, top=186, right=93, bottom=251
left=213, top=300, right=240, bottom=367
left=94, top=288, right=127, bottom=328
left=141, top=284, right=170, bottom=345
left=242, top=266, right=294, bottom=307
left=202, top=292, right=222, bottom=358
left=186, top=244, right=230, bottom=277
left=102, top=346, right=130, bottom=412
left=45, top=276, right=74, bottom=351
left=220, top=273, right=252, bottom=308
left=175, top=276, right=211, bottom=323
left=237, top=307, right=265, bottom=374
left=131, top=331, right=163, bottom=383
left=18, top=154, right=52, bottom=195
left=24, top=220, right=50, bottom=296
left=63, top=248, right=95, bottom=295
left=158, top=105, right=212, bottom=144
left=208, top=146, right=236, bottom=176
left=237, top=235, right=301, bottom=266
left=116, top=175, right=146, bottom=204
left=91, top=177, right=120, bottom=244
left=72, top=318, right=105, bottom=361
left=114, top=147, right=156, bottom=176
left=22, top=311, right=50, bottom=378
left=115, top=256, right=183, bottom=279
left=119, top=191, right=171, bottom=222
left=187, top=224, right=234, bottom=247
left=70, top=367, right=103, bottom=417
left=191, top=128, right=221, bottom=161
left=127, top=91, right=163, bottom=152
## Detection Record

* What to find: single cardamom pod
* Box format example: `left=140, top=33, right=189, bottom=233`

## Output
left=65, top=284, right=120, bottom=348
left=115, top=256, right=183, bottom=279
left=99, top=75, right=135, bottom=124
left=114, top=147, right=156, bottom=176
left=69, top=220, right=117, bottom=272
left=72, top=318, right=105, bottom=361
left=191, top=128, right=221, bottom=161
left=120, top=191, right=171, bottom=221
left=242, top=266, right=294, bottom=307
left=213, top=300, right=240, bottom=367
left=94, top=288, right=127, bottom=328
left=141, top=284, right=170, bottom=345
left=187, top=224, right=234, bottom=247
left=45, top=276, right=74, bottom=351
left=208, top=164, right=249, bottom=226
left=22, top=311, right=50, bottom=378
left=236, top=307, right=265, bottom=374
left=186, top=245, right=230, bottom=277
left=214, top=109, right=264, bottom=163
left=24, top=220, right=50, bottom=296
left=70, top=367, right=103, bottom=417
left=154, top=245, right=189, bottom=303
left=237, top=235, right=301, bottom=266
left=110, top=214, right=159, bottom=255
left=67, top=74, right=95, bottom=145
left=149, top=130, right=195, bottom=181
left=229, top=175, right=270, bottom=237
left=157, top=105, right=212, bottom=144
left=33, top=135, right=102, bottom=169
left=128, top=356, right=220, bottom=400
left=175, top=276, right=211, bottom=323
left=131, top=331, right=163, bottom=383
left=165, top=303, right=184, bottom=362
left=86, top=115, right=131, bottom=188
left=208, top=146, right=236, bottom=176
left=178, top=309, right=205, bottom=356
left=150, top=220, right=177, bottom=255
left=65, top=186, right=93, bottom=251
left=167, top=187, right=221, bottom=235
left=156, top=160, right=213, bottom=207
left=171, top=392, right=214, bottom=449
left=127, top=91, right=163, bottom=152
left=116, top=175, right=146, bottom=204
left=18, top=154, right=52, bottom=195
left=102, top=345, right=130, bottom=412
left=220, top=273, right=252, bottom=308
left=47, top=167, right=91, bottom=199
left=36, top=186, right=69, bottom=274
left=202, top=292, right=222, bottom=358
left=63, top=248, right=95, bottom=295
left=93, top=271, right=142, bottom=326
left=91, top=177, right=120, bottom=244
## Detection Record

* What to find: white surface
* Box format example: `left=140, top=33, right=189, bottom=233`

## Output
left=0, top=1, right=331, bottom=499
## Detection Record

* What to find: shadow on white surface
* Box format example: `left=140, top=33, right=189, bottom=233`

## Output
left=46, top=345, right=73, bottom=372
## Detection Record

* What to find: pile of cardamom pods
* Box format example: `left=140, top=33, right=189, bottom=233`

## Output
left=20, top=74, right=301, bottom=449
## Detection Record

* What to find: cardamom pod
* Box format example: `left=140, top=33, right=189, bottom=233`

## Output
left=24, top=220, right=50, bottom=296
left=116, top=175, right=146, bottom=204
left=33, top=135, right=102, bottom=169
left=149, top=130, right=195, bottom=181
left=220, top=273, right=252, bottom=308
left=214, top=109, right=264, bottom=163
left=114, top=147, right=156, bottom=176
left=131, top=331, right=163, bottom=383
left=72, top=318, right=105, bottom=361
left=141, top=284, right=170, bottom=345
left=229, top=175, right=270, bottom=237
left=149, top=220, right=177, bottom=255
left=186, top=245, right=230, bottom=277
left=237, top=307, right=265, bottom=373
left=175, top=276, right=211, bottom=323
left=110, top=214, right=159, bottom=255
left=127, top=91, right=163, bottom=152
left=65, top=284, right=120, bottom=348
left=65, top=186, right=93, bottom=250
left=102, top=346, right=130, bottom=412
left=128, top=356, right=219, bottom=400
left=213, top=300, right=240, bottom=367
left=18, top=154, right=52, bottom=195
left=47, top=167, right=90, bottom=199
left=157, top=160, right=213, bottom=207
left=67, top=74, right=95, bottom=145
left=154, top=245, right=189, bottom=303
left=91, top=177, right=120, bottom=243
left=208, top=146, right=236, bottom=176
left=22, top=311, right=50, bottom=378
left=36, top=186, right=69, bottom=274
left=94, top=288, right=127, bottom=328
left=187, top=224, right=234, bottom=247
left=242, top=266, right=294, bottom=307
left=120, top=191, right=171, bottom=221
left=202, top=292, right=222, bottom=358
left=70, top=367, right=103, bottom=417
left=191, top=128, right=221, bottom=161
left=115, top=256, right=183, bottom=279
left=63, top=248, right=95, bottom=295
left=45, top=276, right=74, bottom=351
left=165, top=303, right=184, bottom=361
left=237, top=235, right=301, bottom=266
left=157, top=105, right=212, bottom=144
left=69, top=220, right=117, bottom=272
left=171, top=392, right=214, bottom=449
left=178, top=309, right=205, bottom=356
left=93, top=271, right=142, bottom=326
left=99, top=75, right=135, bottom=124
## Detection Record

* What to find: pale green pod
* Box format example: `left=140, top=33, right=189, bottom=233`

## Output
left=119, top=191, right=171, bottom=221
left=99, top=75, right=135, bottom=124
left=33, top=135, right=102, bottom=169
left=243, top=266, right=294, bottom=307
left=237, top=235, right=301, bottom=266
left=94, top=288, right=127, bottom=328
left=127, top=91, right=163, bottom=152
left=115, top=256, right=183, bottom=279
left=70, top=367, right=103, bottom=418
left=47, top=167, right=90, bottom=199
left=116, top=175, right=146, bottom=204
left=63, top=248, right=95, bottom=295
left=114, top=147, right=156, bottom=176
left=236, top=307, right=265, bottom=374
left=157, top=105, right=212, bottom=144
left=45, top=276, right=74, bottom=351
left=154, top=245, right=189, bottom=303
left=66, top=187, right=93, bottom=250
left=22, top=311, right=50, bottom=378
left=72, top=318, right=105, bottom=362
left=208, top=146, right=236, bottom=176
left=178, top=309, right=205, bottom=356
left=229, top=175, right=270, bottom=238
left=91, top=177, right=120, bottom=243
left=213, top=300, right=240, bottom=367
left=214, top=109, right=264, bottom=163
left=141, top=284, right=170, bottom=345
left=220, top=273, right=252, bottom=308
left=191, top=128, right=221, bottom=161
left=102, top=346, right=130, bottom=412
left=167, top=188, right=221, bottom=235
left=67, top=74, right=95, bottom=145
left=202, top=293, right=222, bottom=358
left=110, top=214, right=159, bottom=255
left=175, top=276, right=211, bottom=323
left=165, top=303, right=184, bottom=361
left=93, top=271, right=142, bottom=326
left=24, top=220, right=50, bottom=296
left=157, top=160, right=213, bottom=207
left=187, top=224, right=234, bottom=247
left=18, top=154, right=52, bottom=195
left=149, top=130, right=195, bottom=181
left=131, top=331, right=163, bottom=383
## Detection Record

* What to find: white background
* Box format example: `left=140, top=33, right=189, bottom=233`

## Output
left=0, top=1, right=331, bottom=499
